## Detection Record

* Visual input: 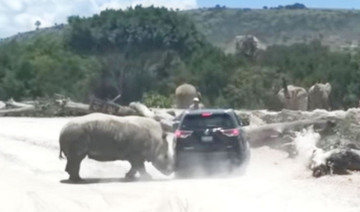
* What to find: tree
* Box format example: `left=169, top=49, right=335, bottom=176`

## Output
left=0, top=35, right=100, bottom=101
left=65, top=6, right=237, bottom=105
left=35, top=20, right=41, bottom=30
left=285, top=3, right=307, bottom=10
left=224, top=67, right=284, bottom=110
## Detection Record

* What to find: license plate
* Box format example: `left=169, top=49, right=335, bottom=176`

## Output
left=201, top=136, right=213, bottom=142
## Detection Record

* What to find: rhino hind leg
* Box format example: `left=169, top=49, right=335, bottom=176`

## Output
left=66, top=156, right=85, bottom=182
left=63, top=137, right=88, bottom=182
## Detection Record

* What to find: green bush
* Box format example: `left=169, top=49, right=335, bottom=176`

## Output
left=224, top=67, right=284, bottom=110
left=142, top=92, right=173, bottom=108
left=0, top=35, right=100, bottom=101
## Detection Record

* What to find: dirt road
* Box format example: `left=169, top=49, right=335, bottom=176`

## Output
left=0, top=117, right=359, bottom=212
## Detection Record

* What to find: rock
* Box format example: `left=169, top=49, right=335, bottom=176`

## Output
left=166, top=110, right=176, bottom=116
left=225, top=34, right=266, bottom=56
left=159, top=119, right=175, bottom=132
left=116, top=106, right=138, bottom=116
left=0, top=101, right=5, bottom=110
left=154, top=110, right=175, bottom=122
left=175, top=83, right=199, bottom=109
left=311, top=148, right=360, bottom=177
left=129, top=102, right=155, bottom=118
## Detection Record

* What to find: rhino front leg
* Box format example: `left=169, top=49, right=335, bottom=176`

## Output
left=125, top=159, right=140, bottom=180
left=125, top=165, right=137, bottom=180
left=125, top=159, right=151, bottom=180
left=138, top=162, right=151, bottom=180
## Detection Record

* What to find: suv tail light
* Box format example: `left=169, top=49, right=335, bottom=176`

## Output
left=221, top=128, right=239, bottom=137
left=202, top=112, right=212, bottom=117
left=175, top=130, right=193, bottom=138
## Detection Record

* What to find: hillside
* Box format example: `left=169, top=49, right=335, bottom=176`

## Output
left=1, top=7, right=360, bottom=110
left=3, top=8, right=360, bottom=51
left=184, top=8, right=360, bottom=51
left=0, top=24, right=66, bottom=44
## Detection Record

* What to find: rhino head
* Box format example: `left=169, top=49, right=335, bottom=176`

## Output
left=152, top=132, right=175, bottom=176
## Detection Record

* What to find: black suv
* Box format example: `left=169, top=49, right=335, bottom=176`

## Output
left=174, top=109, right=250, bottom=177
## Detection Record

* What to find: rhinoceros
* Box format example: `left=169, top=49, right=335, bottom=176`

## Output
left=59, top=113, right=175, bottom=182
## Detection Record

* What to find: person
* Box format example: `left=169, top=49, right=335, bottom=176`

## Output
left=189, top=97, right=204, bottom=110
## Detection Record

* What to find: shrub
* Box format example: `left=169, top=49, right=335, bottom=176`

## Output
left=142, top=92, right=173, bottom=108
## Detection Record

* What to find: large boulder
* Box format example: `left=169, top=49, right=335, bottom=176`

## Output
left=308, top=82, right=332, bottom=111
left=225, top=34, right=266, bottom=57
left=278, top=85, right=308, bottom=111
left=175, top=83, right=199, bottom=109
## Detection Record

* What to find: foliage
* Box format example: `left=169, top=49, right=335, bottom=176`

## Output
left=0, top=35, right=100, bottom=101
left=66, top=6, right=207, bottom=55
left=258, top=40, right=360, bottom=109
left=224, top=67, right=284, bottom=110
left=269, top=3, right=307, bottom=10
left=65, top=6, right=238, bottom=105
left=2, top=7, right=360, bottom=110
left=142, top=92, right=173, bottom=108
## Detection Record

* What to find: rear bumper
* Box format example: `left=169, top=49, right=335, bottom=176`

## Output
left=175, top=150, right=241, bottom=168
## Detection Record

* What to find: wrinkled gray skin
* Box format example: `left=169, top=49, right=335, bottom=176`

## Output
left=175, top=83, right=199, bottom=109
left=308, top=82, right=332, bottom=111
left=59, top=113, right=175, bottom=182
left=278, top=85, right=308, bottom=111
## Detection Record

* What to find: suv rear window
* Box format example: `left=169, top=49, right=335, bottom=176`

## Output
left=180, top=114, right=235, bottom=130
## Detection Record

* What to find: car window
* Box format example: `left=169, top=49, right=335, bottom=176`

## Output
left=180, top=114, right=235, bottom=130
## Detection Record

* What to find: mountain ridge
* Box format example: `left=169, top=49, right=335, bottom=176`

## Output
left=2, top=8, right=360, bottom=52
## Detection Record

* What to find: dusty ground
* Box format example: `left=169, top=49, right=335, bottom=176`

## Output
left=0, top=117, right=360, bottom=212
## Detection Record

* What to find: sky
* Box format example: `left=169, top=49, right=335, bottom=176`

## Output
left=1, top=0, right=360, bottom=38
